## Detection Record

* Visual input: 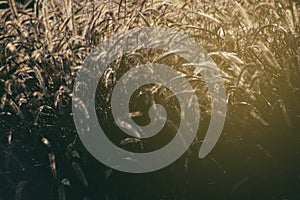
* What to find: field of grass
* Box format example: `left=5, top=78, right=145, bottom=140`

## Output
left=0, top=0, right=299, bottom=199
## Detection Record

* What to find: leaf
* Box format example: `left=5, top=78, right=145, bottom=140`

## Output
left=48, top=153, right=57, bottom=178
left=72, top=162, right=88, bottom=187
left=58, top=184, right=66, bottom=200
left=15, top=180, right=28, bottom=200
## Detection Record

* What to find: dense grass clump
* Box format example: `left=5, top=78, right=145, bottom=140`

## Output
left=0, top=0, right=299, bottom=199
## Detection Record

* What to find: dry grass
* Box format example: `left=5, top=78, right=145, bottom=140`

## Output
left=0, top=0, right=299, bottom=199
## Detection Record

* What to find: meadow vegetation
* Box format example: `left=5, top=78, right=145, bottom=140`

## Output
left=0, top=0, right=299, bottom=199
